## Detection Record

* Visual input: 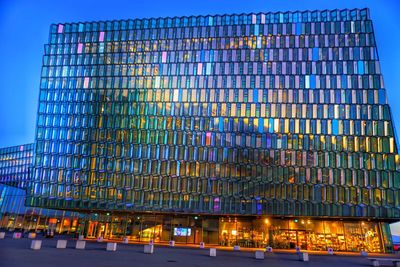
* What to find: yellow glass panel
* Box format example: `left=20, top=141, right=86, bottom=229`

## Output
left=261, top=104, right=266, bottom=117
left=295, top=119, right=299, bottom=133
left=274, top=119, right=279, bottom=133
left=230, top=104, right=236, bottom=117
left=284, top=119, right=289, bottom=133
left=316, top=119, right=321, bottom=134
left=219, top=89, right=224, bottom=102
left=240, top=104, right=246, bottom=117
left=251, top=104, right=256, bottom=117
left=334, top=105, right=339, bottom=119
left=199, top=89, right=205, bottom=102
left=191, top=89, right=196, bottom=102
left=164, top=89, right=170, bottom=101
left=221, top=103, right=227, bottom=116
left=390, top=138, right=395, bottom=153
left=229, top=89, right=234, bottom=102
left=182, top=89, right=188, bottom=102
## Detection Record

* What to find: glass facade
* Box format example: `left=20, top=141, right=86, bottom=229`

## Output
left=0, top=144, right=81, bottom=234
left=0, top=183, right=81, bottom=234
left=0, top=144, right=33, bottom=188
left=26, top=8, right=400, bottom=251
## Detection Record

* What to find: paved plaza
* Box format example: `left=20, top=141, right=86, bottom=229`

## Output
left=0, top=234, right=389, bottom=267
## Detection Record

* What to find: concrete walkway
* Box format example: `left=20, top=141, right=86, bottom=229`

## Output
left=92, top=236, right=392, bottom=257
left=0, top=233, right=393, bottom=267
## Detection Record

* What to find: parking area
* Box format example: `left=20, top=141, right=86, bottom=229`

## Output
left=0, top=233, right=380, bottom=267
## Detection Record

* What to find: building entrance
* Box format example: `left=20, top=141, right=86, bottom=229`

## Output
left=87, top=221, right=108, bottom=238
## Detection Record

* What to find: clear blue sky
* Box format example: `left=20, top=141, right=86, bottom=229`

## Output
left=0, top=0, right=399, bottom=148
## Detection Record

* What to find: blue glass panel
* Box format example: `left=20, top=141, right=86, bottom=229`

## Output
left=358, top=61, right=364, bottom=74
left=78, top=23, right=84, bottom=32
left=208, top=17, right=213, bottom=26
left=253, top=89, right=258, bottom=103
left=269, top=118, right=274, bottom=133
left=379, top=90, right=386, bottom=104
left=258, top=118, right=264, bottom=133
left=332, top=119, right=339, bottom=135
left=305, top=76, right=310, bottom=88
left=99, top=43, right=104, bottom=53
left=296, top=23, right=302, bottom=35
left=341, top=75, right=347, bottom=88
left=312, top=48, right=319, bottom=61
left=206, top=63, right=212, bottom=75
left=219, top=118, right=224, bottom=132
left=266, top=134, right=271, bottom=148
left=200, top=50, right=205, bottom=61
left=178, top=88, right=182, bottom=102
left=310, top=75, right=316, bottom=89
left=264, top=50, right=269, bottom=61
left=257, top=36, right=262, bottom=48
left=257, top=202, right=262, bottom=214
left=354, top=47, right=360, bottom=60
left=254, top=24, right=259, bottom=35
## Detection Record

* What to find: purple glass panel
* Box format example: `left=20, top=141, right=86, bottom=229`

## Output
left=197, top=63, right=203, bottom=75
left=213, top=197, right=220, bottom=212
left=77, top=43, right=83, bottom=54
left=99, top=31, right=104, bottom=42
left=57, top=24, right=64, bottom=33
left=162, top=51, right=167, bottom=63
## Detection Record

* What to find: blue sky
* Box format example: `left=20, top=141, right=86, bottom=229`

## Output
left=1, top=0, right=400, bottom=230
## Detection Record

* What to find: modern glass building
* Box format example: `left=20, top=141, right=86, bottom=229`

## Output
left=0, top=144, right=81, bottom=234
left=0, top=144, right=33, bottom=188
left=27, top=8, right=400, bottom=252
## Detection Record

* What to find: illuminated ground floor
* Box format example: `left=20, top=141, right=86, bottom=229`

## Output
left=0, top=182, right=394, bottom=253
left=77, top=213, right=393, bottom=253
left=0, top=184, right=81, bottom=234
left=0, top=210, right=80, bottom=234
